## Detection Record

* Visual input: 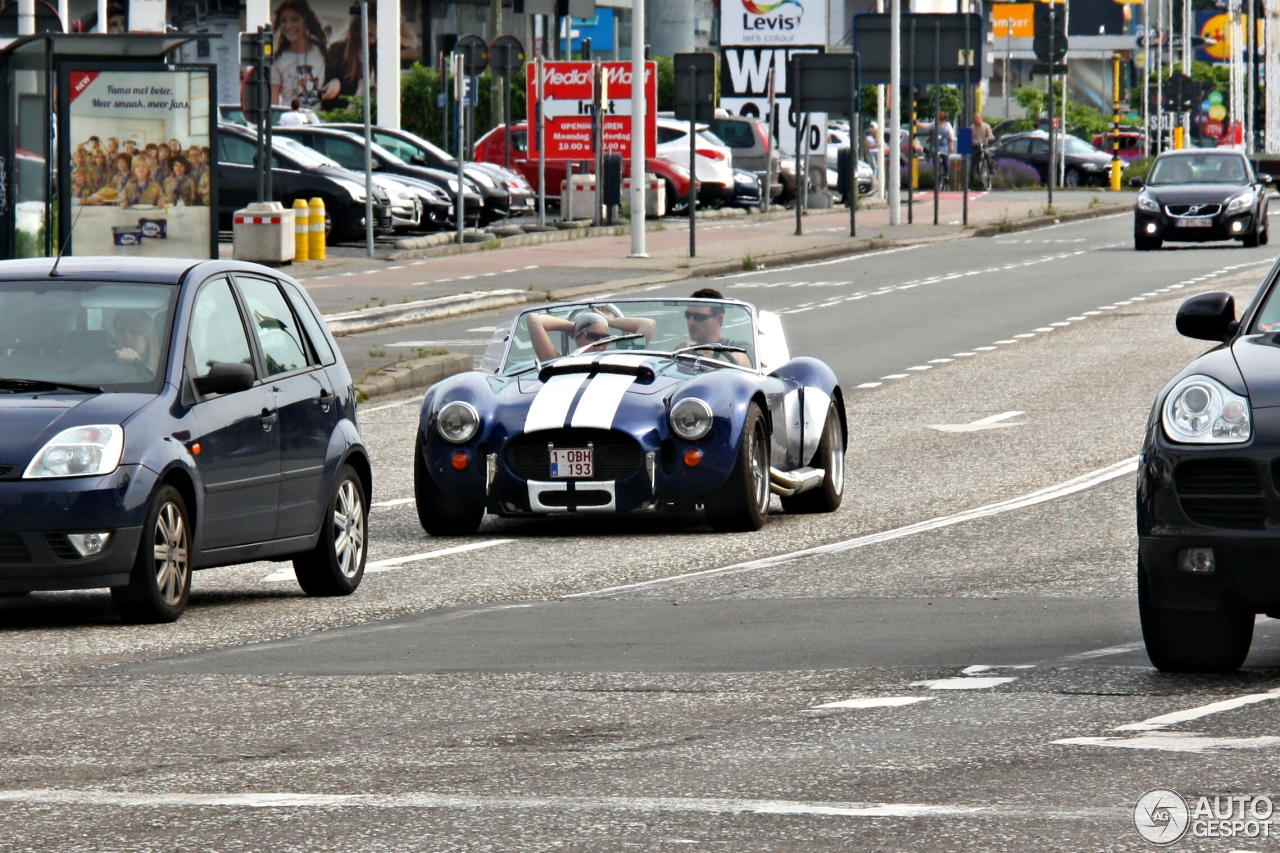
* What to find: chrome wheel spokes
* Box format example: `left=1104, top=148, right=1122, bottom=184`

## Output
left=750, top=424, right=769, bottom=512
left=827, top=416, right=845, bottom=495
left=333, top=480, right=365, bottom=579
left=152, top=502, right=189, bottom=606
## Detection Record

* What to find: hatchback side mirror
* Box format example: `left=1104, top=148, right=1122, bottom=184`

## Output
left=1258, top=173, right=1273, bottom=185
left=1129, top=176, right=1144, bottom=188
left=1176, top=291, right=1237, bottom=343
left=194, top=361, right=255, bottom=396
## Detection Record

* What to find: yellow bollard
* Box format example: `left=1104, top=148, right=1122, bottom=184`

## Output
left=1173, top=126, right=1185, bottom=150
left=1111, top=159, right=1123, bottom=192
left=292, top=199, right=310, bottom=262
left=309, top=197, right=326, bottom=260
left=911, top=158, right=919, bottom=190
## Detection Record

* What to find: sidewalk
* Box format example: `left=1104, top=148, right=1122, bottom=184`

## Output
left=285, top=188, right=1136, bottom=399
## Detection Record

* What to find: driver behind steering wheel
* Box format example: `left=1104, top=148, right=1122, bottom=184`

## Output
left=679, top=288, right=751, bottom=367
left=112, top=308, right=159, bottom=378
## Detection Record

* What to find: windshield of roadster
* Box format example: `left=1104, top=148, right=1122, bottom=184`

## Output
left=0, top=280, right=176, bottom=393
left=497, top=299, right=757, bottom=375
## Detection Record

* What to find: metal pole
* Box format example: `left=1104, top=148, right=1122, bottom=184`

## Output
left=537, top=56, right=546, bottom=227
left=963, top=10, right=970, bottom=227
left=889, top=0, right=901, bottom=224
left=851, top=55, right=859, bottom=238
left=442, top=52, right=450, bottom=151
left=689, top=67, right=699, bottom=256
left=456, top=54, right=466, bottom=245
left=908, top=19, right=916, bottom=224
left=361, top=0, right=374, bottom=257
left=629, top=0, right=648, bottom=257
left=593, top=59, right=603, bottom=227
left=763, top=67, right=774, bottom=214
left=933, top=20, right=940, bottom=226
left=1047, top=6, right=1055, bottom=208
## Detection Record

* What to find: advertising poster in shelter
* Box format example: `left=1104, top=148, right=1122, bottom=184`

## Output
left=66, top=68, right=214, bottom=259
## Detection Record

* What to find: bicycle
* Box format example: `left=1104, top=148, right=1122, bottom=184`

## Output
left=973, top=145, right=995, bottom=192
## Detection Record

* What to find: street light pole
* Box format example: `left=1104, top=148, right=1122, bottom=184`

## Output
left=888, top=0, right=901, bottom=225
left=361, top=0, right=374, bottom=256
left=629, top=0, right=648, bottom=257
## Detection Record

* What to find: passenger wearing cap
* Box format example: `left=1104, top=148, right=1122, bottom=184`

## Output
left=527, top=305, right=656, bottom=362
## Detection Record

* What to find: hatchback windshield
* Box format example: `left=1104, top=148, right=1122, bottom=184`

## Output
left=0, top=280, right=176, bottom=391
left=1148, top=154, right=1250, bottom=185
left=494, top=299, right=757, bottom=374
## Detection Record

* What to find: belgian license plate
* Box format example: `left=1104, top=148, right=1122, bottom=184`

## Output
left=550, top=447, right=593, bottom=479
left=1176, top=217, right=1213, bottom=228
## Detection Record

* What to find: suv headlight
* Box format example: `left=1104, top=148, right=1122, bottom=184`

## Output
left=334, top=178, right=367, bottom=202
left=1137, top=194, right=1160, bottom=212
left=1162, top=375, right=1251, bottom=443
left=1226, top=191, right=1256, bottom=212
left=670, top=398, right=714, bottom=440
left=436, top=401, right=480, bottom=443
left=24, top=425, right=125, bottom=478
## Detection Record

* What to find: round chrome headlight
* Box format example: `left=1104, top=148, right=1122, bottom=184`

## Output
left=1162, top=375, right=1251, bottom=444
left=436, top=401, right=480, bottom=444
left=670, top=397, right=714, bottom=440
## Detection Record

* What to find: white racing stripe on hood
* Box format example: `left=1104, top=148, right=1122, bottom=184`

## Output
left=571, top=373, right=636, bottom=429
left=525, top=373, right=589, bottom=432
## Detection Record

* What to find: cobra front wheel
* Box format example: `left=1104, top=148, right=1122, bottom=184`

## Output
left=706, top=403, right=770, bottom=532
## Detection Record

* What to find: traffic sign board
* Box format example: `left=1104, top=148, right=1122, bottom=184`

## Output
left=528, top=60, right=657, bottom=159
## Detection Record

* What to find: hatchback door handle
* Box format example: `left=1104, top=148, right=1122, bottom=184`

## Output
left=319, top=390, right=336, bottom=411
left=260, top=409, right=278, bottom=431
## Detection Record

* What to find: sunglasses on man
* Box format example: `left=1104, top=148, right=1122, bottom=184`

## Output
left=684, top=310, right=716, bottom=322
left=576, top=330, right=609, bottom=344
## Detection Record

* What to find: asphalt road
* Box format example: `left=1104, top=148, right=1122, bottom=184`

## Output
left=5, top=217, right=1280, bottom=852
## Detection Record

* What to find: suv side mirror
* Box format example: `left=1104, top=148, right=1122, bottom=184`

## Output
left=1176, top=291, right=1237, bottom=343
left=194, top=361, right=255, bottom=396
left=1258, top=173, right=1273, bottom=185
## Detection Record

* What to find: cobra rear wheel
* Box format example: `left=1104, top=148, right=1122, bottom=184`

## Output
left=781, top=401, right=845, bottom=514
left=111, top=485, right=191, bottom=623
left=706, top=403, right=770, bottom=532
left=293, top=465, right=367, bottom=596
left=414, top=436, right=485, bottom=536
left=1138, top=559, right=1254, bottom=672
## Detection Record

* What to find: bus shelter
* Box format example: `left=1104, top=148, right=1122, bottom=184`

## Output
left=0, top=33, right=217, bottom=260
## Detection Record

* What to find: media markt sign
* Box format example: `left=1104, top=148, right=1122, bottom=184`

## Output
left=720, top=0, right=828, bottom=47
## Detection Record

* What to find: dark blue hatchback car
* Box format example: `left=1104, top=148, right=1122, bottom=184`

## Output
left=0, top=257, right=371, bottom=622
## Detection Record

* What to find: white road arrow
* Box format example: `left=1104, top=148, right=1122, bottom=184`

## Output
left=927, top=411, right=1024, bottom=433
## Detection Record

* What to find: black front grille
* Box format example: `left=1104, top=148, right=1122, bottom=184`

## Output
left=1175, top=459, right=1265, bottom=529
left=1166, top=203, right=1223, bottom=217
left=0, top=533, right=32, bottom=563
left=0, top=465, right=13, bottom=479
left=537, top=489, right=613, bottom=507
left=506, top=429, right=643, bottom=480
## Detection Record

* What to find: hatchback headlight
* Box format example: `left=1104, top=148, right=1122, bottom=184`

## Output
left=1162, top=376, right=1251, bottom=443
left=1227, top=191, right=1255, bottom=212
left=24, top=425, right=125, bottom=478
left=1137, top=194, right=1160, bottom=212
left=670, top=398, right=714, bottom=440
left=436, top=401, right=480, bottom=443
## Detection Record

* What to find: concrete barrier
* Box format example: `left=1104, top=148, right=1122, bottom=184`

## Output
left=233, top=202, right=295, bottom=264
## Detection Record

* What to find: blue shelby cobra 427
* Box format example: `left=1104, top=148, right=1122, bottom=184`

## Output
left=414, top=296, right=846, bottom=534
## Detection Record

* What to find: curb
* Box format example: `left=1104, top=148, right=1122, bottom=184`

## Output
left=354, top=352, right=473, bottom=401
left=326, top=288, right=530, bottom=334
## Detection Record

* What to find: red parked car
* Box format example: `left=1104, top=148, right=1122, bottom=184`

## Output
left=1091, top=132, right=1145, bottom=164
left=474, top=122, right=693, bottom=215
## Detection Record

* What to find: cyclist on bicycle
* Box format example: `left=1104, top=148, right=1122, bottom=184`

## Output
left=971, top=112, right=996, bottom=190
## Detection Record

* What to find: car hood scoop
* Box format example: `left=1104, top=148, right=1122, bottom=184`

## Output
left=536, top=353, right=657, bottom=385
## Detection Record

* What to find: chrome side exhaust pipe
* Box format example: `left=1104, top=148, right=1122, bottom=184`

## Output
left=770, top=466, right=825, bottom=497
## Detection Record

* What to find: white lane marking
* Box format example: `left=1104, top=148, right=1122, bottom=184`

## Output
left=0, top=789, right=985, bottom=818
left=385, top=340, right=489, bottom=348
left=371, top=497, right=414, bottom=508
left=813, top=696, right=934, bottom=709
left=856, top=382, right=882, bottom=388
left=881, top=373, right=909, bottom=380
left=1115, top=689, right=1280, bottom=732
left=1053, top=734, right=1280, bottom=753
left=261, top=540, right=512, bottom=583
left=721, top=245, right=922, bottom=282
left=1058, top=642, right=1144, bottom=661
left=468, top=326, right=498, bottom=332
left=928, top=411, right=1024, bottom=433
left=360, top=395, right=425, bottom=414
left=564, top=458, right=1138, bottom=598
left=911, top=677, right=1017, bottom=690
left=961, top=665, right=1034, bottom=674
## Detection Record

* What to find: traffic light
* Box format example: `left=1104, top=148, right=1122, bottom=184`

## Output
left=1033, top=2, right=1067, bottom=64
